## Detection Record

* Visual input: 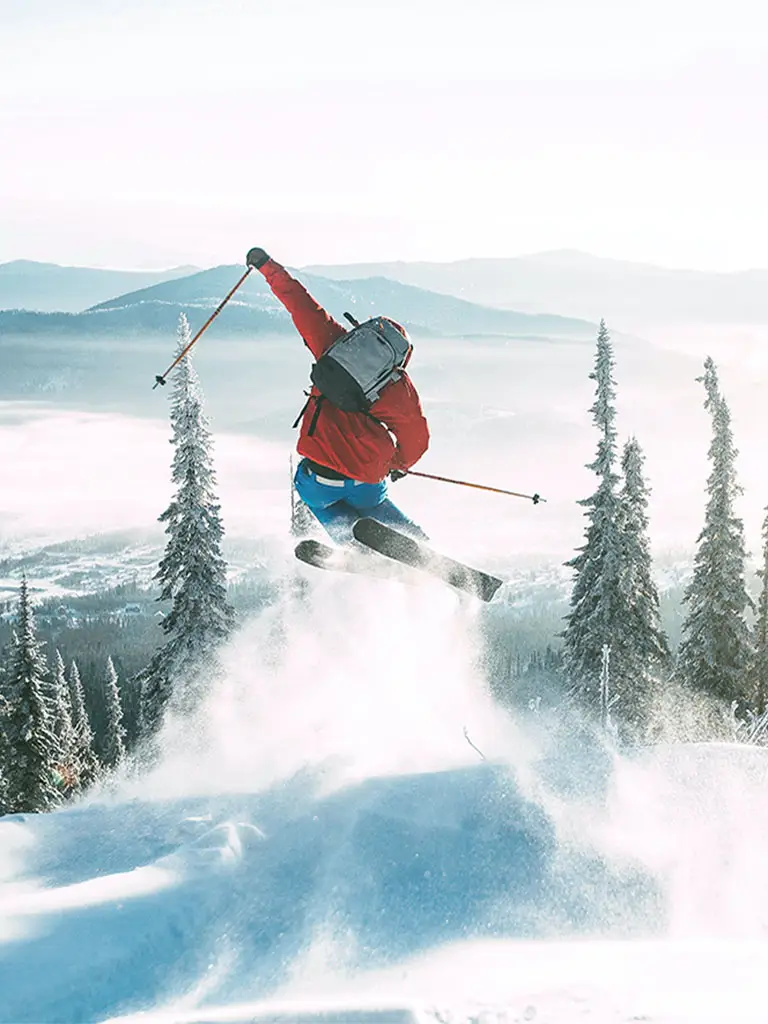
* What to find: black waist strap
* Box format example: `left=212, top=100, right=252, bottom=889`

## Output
left=304, top=458, right=348, bottom=480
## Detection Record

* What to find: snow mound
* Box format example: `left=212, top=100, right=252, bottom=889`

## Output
left=0, top=759, right=661, bottom=1023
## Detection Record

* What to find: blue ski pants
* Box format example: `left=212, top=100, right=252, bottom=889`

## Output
left=294, top=458, right=427, bottom=545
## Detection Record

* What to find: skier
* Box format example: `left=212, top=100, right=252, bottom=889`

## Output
left=246, top=247, right=430, bottom=544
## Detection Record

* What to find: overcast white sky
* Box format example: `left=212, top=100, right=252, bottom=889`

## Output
left=1, top=0, right=767, bottom=271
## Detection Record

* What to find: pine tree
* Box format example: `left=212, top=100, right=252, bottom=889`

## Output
left=609, top=438, right=670, bottom=734
left=562, top=320, right=625, bottom=711
left=68, top=659, right=99, bottom=789
left=0, top=640, right=12, bottom=809
left=677, top=357, right=753, bottom=706
left=50, top=650, right=78, bottom=792
left=290, top=454, right=314, bottom=536
left=140, top=314, right=235, bottom=735
left=0, top=685, right=10, bottom=814
left=1, top=579, right=61, bottom=813
left=101, top=657, right=126, bottom=770
left=751, top=506, right=768, bottom=715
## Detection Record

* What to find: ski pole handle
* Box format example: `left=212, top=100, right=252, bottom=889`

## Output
left=404, top=469, right=545, bottom=503
left=152, top=265, right=253, bottom=388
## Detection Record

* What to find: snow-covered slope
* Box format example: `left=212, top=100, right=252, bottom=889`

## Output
left=2, top=579, right=768, bottom=1023
left=0, top=762, right=646, bottom=1022
left=4, top=741, right=768, bottom=1024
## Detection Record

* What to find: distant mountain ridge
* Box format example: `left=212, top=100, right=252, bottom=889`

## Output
left=0, top=264, right=596, bottom=340
left=302, top=249, right=768, bottom=327
left=7, top=251, right=768, bottom=328
left=0, top=260, right=199, bottom=313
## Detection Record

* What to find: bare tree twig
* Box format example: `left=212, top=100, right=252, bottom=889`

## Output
left=463, top=726, right=486, bottom=761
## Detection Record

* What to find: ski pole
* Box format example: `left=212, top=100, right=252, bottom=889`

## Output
left=403, top=469, right=546, bottom=504
left=152, top=265, right=253, bottom=388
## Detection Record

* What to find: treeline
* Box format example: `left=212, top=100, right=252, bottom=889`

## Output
left=0, top=578, right=123, bottom=813
left=0, top=584, right=156, bottom=752
left=501, top=320, right=768, bottom=744
left=0, top=314, right=237, bottom=813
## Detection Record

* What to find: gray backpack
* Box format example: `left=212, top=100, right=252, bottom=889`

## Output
left=295, top=314, right=412, bottom=435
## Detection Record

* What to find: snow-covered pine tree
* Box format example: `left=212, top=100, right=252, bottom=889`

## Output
left=67, top=659, right=99, bottom=788
left=751, top=506, right=768, bottom=716
left=677, top=357, right=753, bottom=707
left=140, top=314, right=235, bottom=735
left=101, top=657, right=126, bottom=770
left=68, top=658, right=90, bottom=747
left=50, top=650, right=78, bottom=793
left=562, top=320, right=624, bottom=712
left=1, top=579, right=61, bottom=813
left=0, top=678, right=10, bottom=814
left=0, top=640, right=11, bottom=809
left=289, top=454, right=314, bottom=536
left=610, top=437, right=671, bottom=735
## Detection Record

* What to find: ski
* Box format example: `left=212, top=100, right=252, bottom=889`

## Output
left=294, top=538, right=416, bottom=582
left=351, top=517, right=504, bottom=602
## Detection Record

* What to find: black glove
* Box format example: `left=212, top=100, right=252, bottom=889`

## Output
left=389, top=469, right=407, bottom=482
left=246, top=247, right=270, bottom=269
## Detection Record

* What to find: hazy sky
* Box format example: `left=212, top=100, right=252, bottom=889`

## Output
left=2, top=0, right=767, bottom=271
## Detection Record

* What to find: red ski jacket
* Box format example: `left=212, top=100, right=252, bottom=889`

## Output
left=259, top=259, right=430, bottom=484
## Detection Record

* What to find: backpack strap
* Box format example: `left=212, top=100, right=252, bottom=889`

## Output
left=363, top=409, right=386, bottom=429
left=293, top=392, right=327, bottom=437
left=306, top=395, right=325, bottom=437
left=292, top=392, right=313, bottom=429
left=293, top=393, right=385, bottom=437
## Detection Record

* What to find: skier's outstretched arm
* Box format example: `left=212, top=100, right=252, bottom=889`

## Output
left=375, top=377, right=430, bottom=473
left=247, top=248, right=345, bottom=358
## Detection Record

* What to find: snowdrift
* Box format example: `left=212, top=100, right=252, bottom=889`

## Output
left=0, top=758, right=661, bottom=1023
left=2, top=742, right=768, bottom=1022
